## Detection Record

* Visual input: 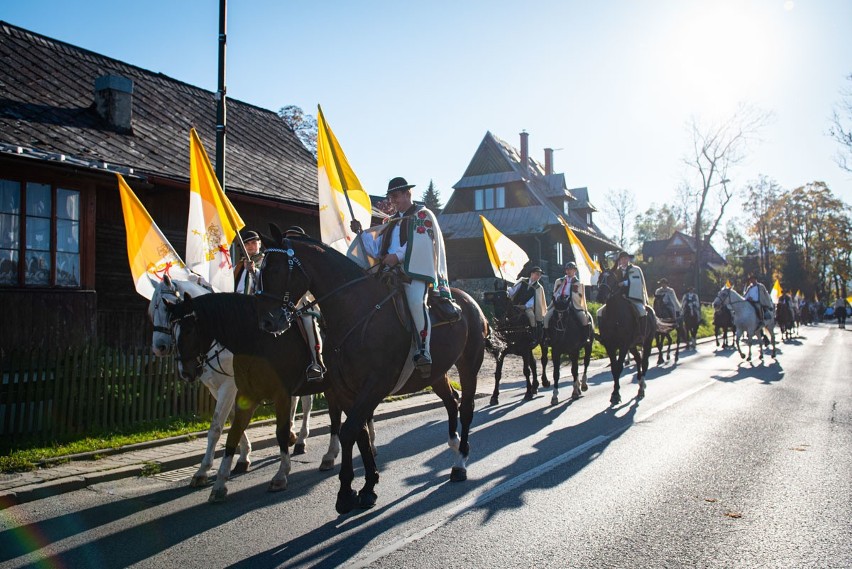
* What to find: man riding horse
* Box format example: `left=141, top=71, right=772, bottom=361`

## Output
left=743, top=273, right=774, bottom=325
left=681, top=285, right=701, bottom=321
left=612, top=251, right=650, bottom=324
left=544, top=261, right=592, bottom=332
left=508, top=266, right=548, bottom=346
left=654, top=277, right=681, bottom=320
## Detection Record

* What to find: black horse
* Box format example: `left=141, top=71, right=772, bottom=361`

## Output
left=167, top=292, right=330, bottom=503
left=595, top=270, right=657, bottom=405
left=540, top=298, right=594, bottom=405
left=486, top=285, right=542, bottom=405
left=652, top=294, right=683, bottom=365
left=255, top=231, right=489, bottom=514
left=681, top=300, right=701, bottom=350
left=776, top=297, right=796, bottom=340
left=712, top=301, right=735, bottom=349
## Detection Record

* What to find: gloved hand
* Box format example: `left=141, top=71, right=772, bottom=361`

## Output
left=350, top=219, right=363, bottom=233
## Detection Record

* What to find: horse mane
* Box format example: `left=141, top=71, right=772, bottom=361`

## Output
left=149, top=278, right=211, bottom=320
left=286, top=235, right=369, bottom=281
left=189, top=293, right=263, bottom=354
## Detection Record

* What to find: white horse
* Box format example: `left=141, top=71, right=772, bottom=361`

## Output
left=149, top=276, right=317, bottom=486
left=712, top=287, right=777, bottom=361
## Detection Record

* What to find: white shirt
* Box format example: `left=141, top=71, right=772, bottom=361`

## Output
left=361, top=213, right=407, bottom=262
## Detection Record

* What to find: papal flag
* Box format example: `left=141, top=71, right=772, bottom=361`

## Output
left=317, top=105, right=372, bottom=254
left=187, top=128, right=245, bottom=293
left=117, top=174, right=192, bottom=299
left=770, top=279, right=782, bottom=304
left=725, top=279, right=733, bottom=289
left=480, top=215, right=529, bottom=280
left=558, top=216, right=601, bottom=285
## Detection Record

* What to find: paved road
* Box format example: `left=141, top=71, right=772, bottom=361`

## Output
left=1, top=324, right=849, bottom=568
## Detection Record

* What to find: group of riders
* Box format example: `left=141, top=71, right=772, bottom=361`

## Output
left=228, top=174, right=848, bottom=385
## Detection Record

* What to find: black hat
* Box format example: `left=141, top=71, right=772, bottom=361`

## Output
left=617, top=251, right=632, bottom=260
left=658, top=277, right=669, bottom=285
left=386, top=176, right=415, bottom=195
left=241, top=230, right=260, bottom=243
left=529, top=266, right=543, bottom=274
left=564, top=261, right=578, bottom=270
left=284, top=225, right=306, bottom=237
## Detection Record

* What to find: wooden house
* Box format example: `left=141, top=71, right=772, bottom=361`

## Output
left=0, top=22, right=319, bottom=350
left=641, top=230, right=727, bottom=298
left=438, top=131, right=619, bottom=288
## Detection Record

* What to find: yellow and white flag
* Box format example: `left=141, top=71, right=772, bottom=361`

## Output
left=317, top=105, right=372, bottom=254
left=558, top=216, right=601, bottom=285
left=187, top=128, right=245, bottom=293
left=770, top=279, right=782, bottom=304
left=725, top=279, right=732, bottom=289
left=480, top=215, right=529, bottom=280
left=117, top=174, right=191, bottom=300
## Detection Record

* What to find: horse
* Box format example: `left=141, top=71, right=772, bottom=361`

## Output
left=254, top=232, right=489, bottom=514
left=682, top=299, right=701, bottom=350
left=486, top=286, right=542, bottom=405
left=148, top=276, right=251, bottom=486
left=652, top=294, right=683, bottom=365
left=712, top=287, right=777, bottom=360
left=712, top=302, right=735, bottom=349
left=776, top=297, right=796, bottom=341
left=166, top=291, right=360, bottom=503
left=540, top=298, right=594, bottom=405
left=594, top=270, right=657, bottom=405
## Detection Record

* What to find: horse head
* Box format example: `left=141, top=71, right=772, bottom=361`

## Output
left=166, top=293, right=208, bottom=382
left=712, top=287, right=730, bottom=310
left=149, top=274, right=179, bottom=356
left=595, top=270, right=615, bottom=303
left=254, top=236, right=313, bottom=335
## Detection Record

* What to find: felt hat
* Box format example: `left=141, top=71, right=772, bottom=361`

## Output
left=564, top=261, right=577, bottom=270
left=284, top=225, right=306, bottom=237
left=386, top=176, right=415, bottom=195
left=529, top=266, right=543, bottom=274
left=241, top=230, right=260, bottom=243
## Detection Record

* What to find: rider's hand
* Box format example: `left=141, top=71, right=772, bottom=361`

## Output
left=350, top=220, right=363, bottom=233
left=382, top=254, right=400, bottom=267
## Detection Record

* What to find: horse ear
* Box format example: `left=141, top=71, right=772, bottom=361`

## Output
left=183, top=292, right=193, bottom=304
left=163, top=274, right=172, bottom=288
left=269, top=223, right=283, bottom=246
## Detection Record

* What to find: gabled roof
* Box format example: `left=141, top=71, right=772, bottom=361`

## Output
left=642, top=230, right=727, bottom=265
left=0, top=21, right=317, bottom=206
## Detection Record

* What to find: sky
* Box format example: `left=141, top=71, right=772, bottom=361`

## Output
left=3, top=0, right=851, bottom=245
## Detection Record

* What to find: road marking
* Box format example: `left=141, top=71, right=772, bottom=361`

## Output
left=347, top=378, right=717, bottom=568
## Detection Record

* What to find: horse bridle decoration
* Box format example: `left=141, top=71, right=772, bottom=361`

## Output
left=165, top=299, right=231, bottom=377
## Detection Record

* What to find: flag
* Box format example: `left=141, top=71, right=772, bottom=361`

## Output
left=187, top=128, right=245, bottom=293
left=770, top=279, right=782, bottom=303
left=480, top=215, right=529, bottom=280
left=317, top=105, right=372, bottom=254
left=558, top=216, right=600, bottom=285
left=796, top=289, right=802, bottom=300
left=725, top=279, right=732, bottom=289
left=117, top=174, right=192, bottom=299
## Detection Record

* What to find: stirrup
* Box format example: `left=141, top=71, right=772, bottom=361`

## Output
left=413, top=352, right=432, bottom=375
left=306, top=363, right=324, bottom=382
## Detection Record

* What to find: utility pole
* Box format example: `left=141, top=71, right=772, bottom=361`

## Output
left=215, top=0, right=227, bottom=188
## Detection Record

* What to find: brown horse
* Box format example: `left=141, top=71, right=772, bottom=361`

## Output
left=255, top=231, right=489, bottom=514
left=485, top=285, right=541, bottom=404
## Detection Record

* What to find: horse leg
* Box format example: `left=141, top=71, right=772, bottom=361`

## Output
left=191, top=377, right=230, bottom=487
left=356, top=424, right=379, bottom=508
left=523, top=351, right=535, bottom=401
left=292, top=394, right=312, bottom=455
left=530, top=351, right=540, bottom=394
left=631, top=346, right=646, bottom=400
left=570, top=349, right=582, bottom=401
left=321, top=399, right=342, bottom=471
left=222, top=379, right=252, bottom=476
left=609, top=348, right=624, bottom=406
left=434, top=377, right=468, bottom=481
left=655, top=333, right=664, bottom=365
left=551, top=348, right=561, bottom=405
left=540, top=340, right=551, bottom=388
left=209, top=400, right=257, bottom=503
left=267, top=393, right=293, bottom=492
left=491, top=349, right=507, bottom=406
left=581, top=337, right=592, bottom=392
left=674, top=328, right=681, bottom=363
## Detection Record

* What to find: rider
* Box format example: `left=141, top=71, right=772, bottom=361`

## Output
left=508, top=265, right=548, bottom=346
left=654, top=278, right=681, bottom=320
left=235, top=230, right=263, bottom=294
left=544, top=261, right=591, bottom=333
left=743, top=274, right=774, bottom=324
left=350, top=176, right=450, bottom=375
left=614, top=251, right=649, bottom=319
left=283, top=226, right=325, bottom=383
left=681, top=285, right=702, bottom=322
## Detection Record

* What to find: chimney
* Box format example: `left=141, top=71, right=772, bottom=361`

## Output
left=544, top=148, right=554, bottom=175
left=519, top=130, right=529, bottom=175
left=94, top=75, right=133, bottom=132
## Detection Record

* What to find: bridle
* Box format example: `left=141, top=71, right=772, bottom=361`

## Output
left=166, top=298, right=231, bottom=377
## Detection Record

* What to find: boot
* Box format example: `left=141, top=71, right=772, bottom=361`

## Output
left=413, top=350, right=432, bottom=376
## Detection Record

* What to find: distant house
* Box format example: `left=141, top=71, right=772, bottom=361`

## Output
left=0, top=21, right=319, bottom=350
left=641, top=230, right=727, bottom=296
left=437, top=131, right=619, bottom=287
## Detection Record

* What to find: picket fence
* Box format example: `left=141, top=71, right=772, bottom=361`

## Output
left=0, top=345, right=215, bottom=449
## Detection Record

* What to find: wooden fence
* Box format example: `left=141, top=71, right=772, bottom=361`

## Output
left=0, top=345, right=215, bottom=449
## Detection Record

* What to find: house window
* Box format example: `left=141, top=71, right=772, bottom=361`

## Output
left=474, top=187, right=505, bottom=210
left=555, top=242, right=563, bottom=266
left=587, top=212, right=593, bottom=225
left=0, top=178, right=81, bottom=288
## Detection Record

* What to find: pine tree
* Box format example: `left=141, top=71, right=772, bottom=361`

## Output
left=421, top=179, right=442, bottom=212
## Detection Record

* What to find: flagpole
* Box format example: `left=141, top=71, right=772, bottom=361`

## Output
left=318, top=105, right=360, bottom=233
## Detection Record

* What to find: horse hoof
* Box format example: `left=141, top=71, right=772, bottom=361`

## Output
left=208, top=487, right=228, bottom=503
left=358, top=490, right=378, bottom=509
left=637, top=388, right=645, bottom=400
left=524, top=392, right=534, bottom=401
left=541, top=378, right=551, bottom=388
left=189, top=473, right=209, bottom=487
left=231, top=461, right=250, bottom=475
left=450, top=466, right=467, bottom=482
left=581, top=383, right=588, bottom=392
left=610, top=393, right=621, bottom=406
left=551, top=395, right=559, bottom=405
left=289, top=432, right=298, bottom=446
left=336, top=490, right=358, bottom=514
left=319, top=459, right=335, bottom=471
left=571, top=392, right=580, bottom=402
left=268, top=478, right=288, bottom=492
left=489, top=396, right=499, bottom=406
left=293, top=443, right=306, bottom=456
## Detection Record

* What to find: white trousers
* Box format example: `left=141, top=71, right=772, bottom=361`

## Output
left=404, top=280, right=431, bottom=357
left=299, top=313, right=322, bottom=367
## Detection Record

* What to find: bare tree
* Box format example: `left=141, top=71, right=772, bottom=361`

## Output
left=829, top=74, right=852, bottom=173
left=278, top=105, right=317, bottom=156
left=604, top=188, right=635, bottom=249
left=684, top=104, right=772, bottom=295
